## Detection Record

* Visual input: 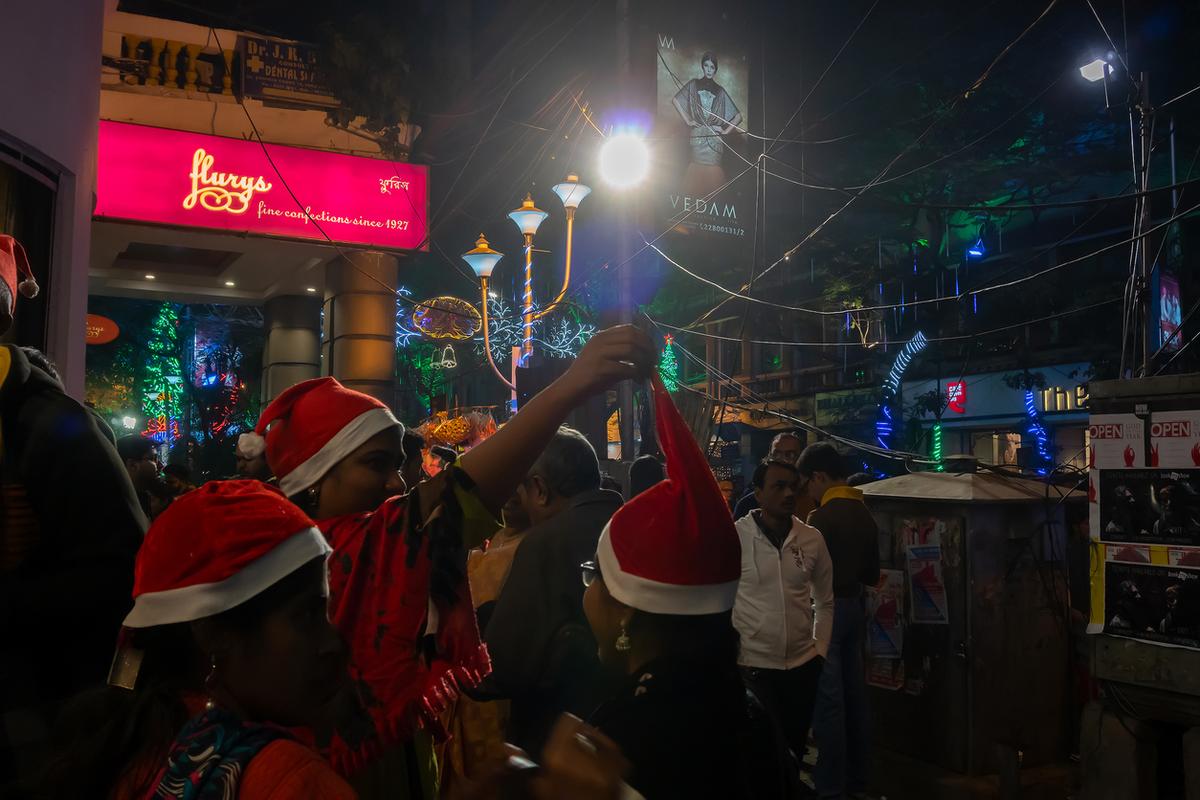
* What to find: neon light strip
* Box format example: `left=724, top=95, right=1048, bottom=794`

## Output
left=876, top=331, right=928, bottom=450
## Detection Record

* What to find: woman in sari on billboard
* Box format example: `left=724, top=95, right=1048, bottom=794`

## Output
left=671, top=52, right=742, bottom=196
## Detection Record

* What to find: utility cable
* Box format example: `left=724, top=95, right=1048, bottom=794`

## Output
left=651, top=197, right=1200, bottom=317
left=647, top=296, right=1119, bottom=348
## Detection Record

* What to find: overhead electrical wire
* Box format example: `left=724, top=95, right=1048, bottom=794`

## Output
left=693, top=0, right=1062, bottom=327
left=651, top=196, right=1200, bottom=318
left=646, top=296, right=1120, bottom=348
left=658, top=325, right=937, bottom=464
left=764, top=0, right=882, bottom=155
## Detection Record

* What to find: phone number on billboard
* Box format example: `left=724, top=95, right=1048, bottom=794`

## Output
left=694, top=223, right=744, bottom=236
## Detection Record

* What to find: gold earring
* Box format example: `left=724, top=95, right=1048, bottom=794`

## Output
left=204, top=653, right=218, bottom=709
left=616, top=621, right=632, bottom=653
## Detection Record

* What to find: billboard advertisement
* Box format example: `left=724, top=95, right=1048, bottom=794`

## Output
left=95, top=121, right=429, bottom=251
left=655, top=32, right=750, bottom=241
left=1160, top=272, right=1182, bottom=352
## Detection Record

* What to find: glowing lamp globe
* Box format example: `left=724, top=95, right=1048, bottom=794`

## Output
left=552, top=174, right=592, bottom=210
left=462, top=234, right=503, bottom=279
left=1079, top=59, right=1110, bottom=83
left=508, top=194, right=549, bottom=237
left=598, top=134, right=649, bottom=189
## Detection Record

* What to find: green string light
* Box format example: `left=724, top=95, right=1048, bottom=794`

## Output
left=931, top=421, right=944, bottom=472
left=140, top=303, right=184, bottom=445
left=659, top=335, right=679, bottom=393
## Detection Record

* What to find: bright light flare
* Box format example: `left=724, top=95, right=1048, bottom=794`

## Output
left=1080, top=59, right=1110, bottom=83
left=598, top=134, right=650, bottom=189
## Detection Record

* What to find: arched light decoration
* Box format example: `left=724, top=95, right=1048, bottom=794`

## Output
left=411, top=295, right=483, bottom=340
left=462, top=234, right=503, bottom=279
left=508, top=193, right=549, bottom=237
left=552, top=174, right=592, bottom=211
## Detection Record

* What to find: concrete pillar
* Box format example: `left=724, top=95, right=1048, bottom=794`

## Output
left=261, top=295, right=321, bottom=401
left=324, top=251, right=398, bottom=406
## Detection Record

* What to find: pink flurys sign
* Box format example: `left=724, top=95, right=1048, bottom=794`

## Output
left=96, top=120, right=428, bottom=251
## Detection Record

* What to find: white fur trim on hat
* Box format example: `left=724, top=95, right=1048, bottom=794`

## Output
left=237, top=432, right=266, bottom=459
left=596, top=523, right=739, bottom=615
left=277, top=406, right=401, bottom=497
left=122, top=527, right=332, bottom=628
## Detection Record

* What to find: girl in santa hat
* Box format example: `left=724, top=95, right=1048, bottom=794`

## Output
left=47, top=480, right=355, bottom=798
left=248, top=325, right=654, bottom=794
left=581, top=376, right=795, bottom=799
left=46, top=481, right=634, bottom=800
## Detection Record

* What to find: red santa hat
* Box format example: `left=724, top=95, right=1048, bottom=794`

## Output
left=123, top=480, right=331, bottom=628
left=597, top=374, right=741, bottom=615
left=254, top=377, right=402, bottom=497
left=0, top=234, right=40, bottom=313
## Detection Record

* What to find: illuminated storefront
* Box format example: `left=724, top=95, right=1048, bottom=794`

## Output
left=902, top=363, right=1092, bottom=469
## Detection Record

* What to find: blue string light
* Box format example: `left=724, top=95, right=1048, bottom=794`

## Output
left=394, top=287, right=420, bottom=347
left=1024, top=389, right=1052, bottom=475
left=876, top=331, right=928, bottom=449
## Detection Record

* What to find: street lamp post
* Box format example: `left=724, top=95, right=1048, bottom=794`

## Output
left=461, top=234, right=515, bottom=395
left=508, top=195, right=549, bottom=363
left=1081, top=58, right=1154, bottom=377
left=465, top=176, right=592, bottom=403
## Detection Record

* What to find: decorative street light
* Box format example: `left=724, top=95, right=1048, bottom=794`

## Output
left=465, top=174, right=592, bottom=399
left=508, top=193, right=549, bottom=363
left=542, top=173, right=591, bottom=319
left=461, top=234, right=515, bottom=391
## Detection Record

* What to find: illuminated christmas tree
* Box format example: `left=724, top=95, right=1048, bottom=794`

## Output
left=658, top=335, right=679, bottom=392
left=140, top=303, right=184, bottom=445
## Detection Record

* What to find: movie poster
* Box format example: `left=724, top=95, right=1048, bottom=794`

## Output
left=654, top=31, right=750, bottom=241
left=1098, top=469, right=1200, bottom=547
left=1102, top=559, right=1200, bottom=649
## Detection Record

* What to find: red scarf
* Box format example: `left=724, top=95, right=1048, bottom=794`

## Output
left=316, top=468, right=491, bottom=775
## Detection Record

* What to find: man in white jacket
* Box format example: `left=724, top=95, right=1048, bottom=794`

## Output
left=734, top=458, right=835, bottom=788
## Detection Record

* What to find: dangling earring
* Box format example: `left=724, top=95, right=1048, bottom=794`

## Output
left=306, top=484, right=320, bottom=510
left=204, top=654, right=218, bottom=709
left=615, top=621, right=632, bottom=653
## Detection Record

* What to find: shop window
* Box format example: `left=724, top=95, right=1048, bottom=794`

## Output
left=1056, top=425, right=1087, bottom=470
left=996, top=432, right=1022, bottom=466
left=971, top=431, right=995, bottom=464
left=0, top=151, right=56, bottom=349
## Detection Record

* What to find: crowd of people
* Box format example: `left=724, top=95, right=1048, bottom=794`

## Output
left=1, top=235, right=882, bottom=799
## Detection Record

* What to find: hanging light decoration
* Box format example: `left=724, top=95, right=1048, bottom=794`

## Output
left=411, top=295, right=483, bottom=340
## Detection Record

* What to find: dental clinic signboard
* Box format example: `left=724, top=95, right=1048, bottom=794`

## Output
left=95, top=121, right=428, bottom=251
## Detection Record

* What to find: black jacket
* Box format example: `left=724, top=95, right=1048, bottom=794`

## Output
left=590, top=656, right=794, bottom=799
left=482, top=488, right=622, bottom=753
left=0, top=345, right=145, bottom=703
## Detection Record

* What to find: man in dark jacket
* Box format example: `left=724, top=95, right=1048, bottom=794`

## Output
left=482, top=426, right=622, bottom=755
left=0, top=246, right=146, bottom=794
left=732, top=431, right=807, bottom=519
left=799, top=442, right=880, bottom=800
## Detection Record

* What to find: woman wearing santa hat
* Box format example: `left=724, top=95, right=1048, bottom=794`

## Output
left=47, top=481, right=634, bottom=800
left=581, top=376, right=794, bottom=799
left=248, top=325, right=654, bottom=793
left=46, top=480, right=356, bottom=798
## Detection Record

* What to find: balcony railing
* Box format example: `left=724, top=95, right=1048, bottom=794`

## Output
left=110, top=35, right=237, bottom=97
